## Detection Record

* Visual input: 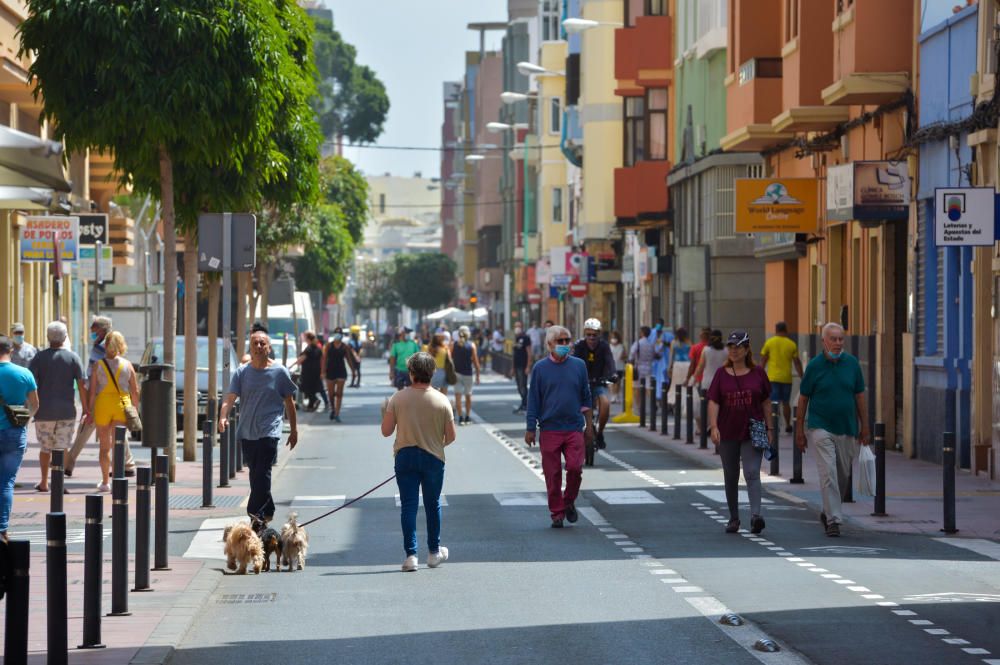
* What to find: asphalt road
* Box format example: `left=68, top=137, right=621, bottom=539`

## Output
left=168, top=361, right=1000, bottom=665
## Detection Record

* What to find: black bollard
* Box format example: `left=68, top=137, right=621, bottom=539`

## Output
left=685, top=385, right=694, bottom=444
left=133, top=468, right=152, bottom=592
left=108, top=478, right=130, bottom=616
left=699, top=390, right=708, bottom=449
left=113, top=426, right=126, bottom=479
left=942, top=431, right=958, bottom=534
left=872, top=422, right=887, bottom=517
left=769, top=401, right=780, bottom=476
left=5, top=539, right=30, bottom=661
left=79, top=495, right=106, bottom=649
left=673, top=384, right=682, bottom=440
left=790, top=406, right=804, bottom=484
left=46, top=512, right=68, bottom=665
left=648, top=382, right=657, bottom=432
left=50, top=448, right=65, bottom=513
left=234, top=403, right=243, bottom=473
left=219, top=412, right=230, bottom=488
left=637, top=381, right=646, bottom=428
left=228, top=408, right=237, bottom=479
left=154, top=455, right=171, bottom=570
left=202, top=417, right=214, bottom=508
left=660, top=390, right=669, bottom=435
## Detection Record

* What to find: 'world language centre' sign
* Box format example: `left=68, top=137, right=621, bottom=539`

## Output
left=735, top=179, right=818, bottom=233
left=19, top=216, right=79, bottom=262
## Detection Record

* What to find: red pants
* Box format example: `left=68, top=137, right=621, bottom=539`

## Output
left=540, top=430, right=584, bottom=520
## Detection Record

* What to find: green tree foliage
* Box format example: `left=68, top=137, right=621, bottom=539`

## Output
left=319, top=155, right=370, bottom=244
left=311, top=17, right=389, bottom=144
left=353, top=261, right=400, bottom=313
left=392, top=253, right=457, bottom=313
left=293, top=205, right=355, bottom=295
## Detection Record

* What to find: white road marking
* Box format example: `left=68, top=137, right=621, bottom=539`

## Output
left=592, top=490, right=663, bottom=505
left=963, top=648, right=991, bottom=655
left=695, top=489, right=773, bottom=504
left=622, top=547, right=644, bottom=553
left=862, top=594, right=884, bottom=599
left=684, top=596, right=814, bottom=665
left=925, top=628, right=950, bottom=635
left=493, top=492, right=549, bottom=506
left=893, top=610, right=918, bottom=616
left=649, top=569, right=678, bottom=575
left=660, top=578, right=687, bottom=584
left=183, top=517, right=233, bottom=560
left=673, top=586, right=703, bottom=593
left=847, top=586, right=871, bottom=592
left=910, top=620, right=934, bottom=625
left=291, top=495, right=346, bottom=507
left=577, top=506, right=608, bottom=526
left=943, top=638, right=971, bottom=645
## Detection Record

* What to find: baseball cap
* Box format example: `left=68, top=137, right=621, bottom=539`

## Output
left=11, top=323, right=24, bottom=334
left=726, top=330, right=750, bottom=347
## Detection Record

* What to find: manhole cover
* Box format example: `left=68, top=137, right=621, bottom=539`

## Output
left=217, top=593, right=276, bottom=604
left=169, top=494, right=244, bottom=509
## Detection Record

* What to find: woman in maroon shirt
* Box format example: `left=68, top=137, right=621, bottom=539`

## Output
left=707, top=330, right=772, bottom=534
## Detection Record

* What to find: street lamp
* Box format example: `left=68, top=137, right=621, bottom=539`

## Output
left=464, top=154, right=486, bottom=162
left=487, top=121, right=514, bottom=132
left=500, top=91, right=536, bottom=105
left=562, top=17, right=623, bottom=33
left=516, top=61, right=565, bottom=77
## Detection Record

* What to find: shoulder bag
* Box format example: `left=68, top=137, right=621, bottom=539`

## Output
left=104, top=359, right=142, bottom=432
left=734, top=370, right=772, bottom=457
left=0, top=394, right=31, bottom=428
left=444, top=351, right=458, bottom=386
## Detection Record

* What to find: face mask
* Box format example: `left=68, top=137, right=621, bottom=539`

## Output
left=515, top=329, right=523, bottom=335
left=13, top=335, right=23, bottom=345
left=656, top=324, right=662, bottom=331
left=554, top=345, right=571, bottom=358
left=827, top=351, right=842, bottom=360
left=409, top=332, right=417, bottom=341
left=90, top=332, right=99, bottom=342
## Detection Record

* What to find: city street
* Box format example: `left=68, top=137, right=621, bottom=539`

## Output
left=162, top=361, right=1000, bottom=665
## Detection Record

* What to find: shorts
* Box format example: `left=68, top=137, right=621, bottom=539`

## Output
left=35, top=419, right=76, bottom=453
left=770, top=382, right=792, bottom=403
left=430, top=368, right=447, bottom=389
left=591, top=385, right=609, bottom=399
left=455, top=373, right=474, bottom=396
left=394, top=373, right=412, bottom=390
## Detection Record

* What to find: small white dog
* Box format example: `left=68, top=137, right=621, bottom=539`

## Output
left=280, top=512, right=309, bottom=571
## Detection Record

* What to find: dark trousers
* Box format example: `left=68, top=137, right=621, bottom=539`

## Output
left=514, top=366, right=528, bottom=409
left=241, top=437, right=279, bottom=520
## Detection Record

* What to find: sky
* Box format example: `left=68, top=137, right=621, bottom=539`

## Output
left=326, top=0, right=507, bottom=180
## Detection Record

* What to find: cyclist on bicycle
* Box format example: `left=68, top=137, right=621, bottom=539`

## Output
left=573, top=318, right=617, bottom=451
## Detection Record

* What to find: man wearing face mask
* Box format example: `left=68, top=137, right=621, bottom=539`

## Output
left=572, top=318, right=616, bottom=453
left=795, top=322, right=869, bottom=538
left=525, top=325, right=594, bottom=528
left=10, top=324, right=37, bottom=368
left=65, top=316, right=136, bottom=477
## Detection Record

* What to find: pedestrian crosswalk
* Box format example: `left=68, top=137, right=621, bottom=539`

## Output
left=9, top=528, right=98, bottom=547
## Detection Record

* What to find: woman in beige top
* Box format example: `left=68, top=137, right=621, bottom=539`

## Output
left=381, top=351, right=456, bottom=572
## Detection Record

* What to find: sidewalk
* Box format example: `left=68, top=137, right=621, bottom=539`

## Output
left=2, top=424, right=253, bottom=664
left=613, top=409, right=1000, bottom=541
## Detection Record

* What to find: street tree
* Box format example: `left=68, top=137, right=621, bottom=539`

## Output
left=353, top=260, right=400, bottom=335
left=391, top=253, right=457, bottom=318
left=320, top=155, right=370, bottom=244
left=293, top=205, right=355, bottom=297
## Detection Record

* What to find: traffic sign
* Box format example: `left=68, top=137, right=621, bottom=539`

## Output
left=527, top=292, right=541, bottom=304
left=197, top=213, right=256, bottom=272
left=568, top=283, right=587, bottom=298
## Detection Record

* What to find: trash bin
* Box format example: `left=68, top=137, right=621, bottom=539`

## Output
left=138, top=364, right=174, bottom=448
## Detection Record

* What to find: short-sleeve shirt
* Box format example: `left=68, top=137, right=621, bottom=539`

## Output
left=513, top=333, right=532, bottom=368
left=689, top=342, right=706, bottom=382
left=760, top=335, right=799, bottom=384
left=227, top=364, right=297, bottom=440
left=390, top=340, right=420, bottom=372
left=0, top=361, right=37, bottom=430
left=30, top=348, right=85, bottom=421
left=706, top=366, right=771, bottom=442
left=388, top=386, right=454, bottom=462
left=12, top=343, right=36, bottom=368
left=799, top=353, right=865, bottom=437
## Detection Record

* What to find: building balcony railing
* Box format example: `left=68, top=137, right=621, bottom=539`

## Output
left=614, top=160, right=671, bottom=223
left=615, top=15, right=673, bottom=91
left=721, top=58, right=791, bottom=152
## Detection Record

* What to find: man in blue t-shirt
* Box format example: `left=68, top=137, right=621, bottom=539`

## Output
left=219, top=330, right=298, bottom=522
left=794, top=322, right=869, bottom=538
left=525, top=325, right=593, bottom=529
left=0, top=335, right=39, bottom=540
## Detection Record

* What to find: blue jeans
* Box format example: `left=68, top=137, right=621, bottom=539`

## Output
left=394, top=446, right=445, bottom=557
left=0, top=427, right=27, bottom=533
left=241, top=437, right=278, bottom=520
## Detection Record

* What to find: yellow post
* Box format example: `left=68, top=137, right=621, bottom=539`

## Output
left=612, top=363, right=640, bottom=424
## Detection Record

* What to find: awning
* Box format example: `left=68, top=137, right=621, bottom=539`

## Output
left=0, top=125, right=71, bottom=191
left=0, top=186, right=55, bottom=210
left=449, top=307, right=488, bottom=323
left=426, top=307, right=460, bottom=321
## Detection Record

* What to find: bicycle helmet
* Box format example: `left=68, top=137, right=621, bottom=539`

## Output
left=583, top=318, right=602, bottom=332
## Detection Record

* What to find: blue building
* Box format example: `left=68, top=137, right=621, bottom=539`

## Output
left=914, top=3, right=978, bottom=466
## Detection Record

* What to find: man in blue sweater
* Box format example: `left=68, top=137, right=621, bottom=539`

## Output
left=526, top=325, right=594, bottom=528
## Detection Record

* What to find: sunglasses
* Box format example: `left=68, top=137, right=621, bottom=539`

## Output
left=584, top=333, right=599, bottom=338
left=555, top=337, right=572, bottom=344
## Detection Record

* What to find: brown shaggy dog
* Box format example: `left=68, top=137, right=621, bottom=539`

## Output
left=279, top=512, right=309, bottom=571
left=222, top=521, right=265, bottom=574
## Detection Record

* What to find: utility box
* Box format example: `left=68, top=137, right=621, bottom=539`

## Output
left=138, top=364, right=174, bottom=448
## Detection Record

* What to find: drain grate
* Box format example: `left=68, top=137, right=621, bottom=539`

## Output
left=217, top=593, right=276, bottom=604
left=169, top=494, right=245, bottom=509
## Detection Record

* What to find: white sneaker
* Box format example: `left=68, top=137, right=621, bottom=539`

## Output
left=427, top=546, right=449, bottom=568
left=401, top=555, right=418, bottom=572
left=97, top=482, right=110, bottom=493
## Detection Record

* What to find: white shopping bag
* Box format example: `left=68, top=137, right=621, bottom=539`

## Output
left=856, top=444, right=876, bottom=497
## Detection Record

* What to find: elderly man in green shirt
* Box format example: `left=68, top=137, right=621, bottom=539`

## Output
left=795, top=322, right=870, bottom=537
left=389, top=329, right=421, bottom=391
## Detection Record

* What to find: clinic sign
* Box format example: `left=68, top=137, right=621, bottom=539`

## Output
left=827, top=161, right=909, bottom=222
left=735, top=178, right=818, bottom=233
left=19, top=216, right=79, bottom=262
left=934, top=187, right=996, bottom=246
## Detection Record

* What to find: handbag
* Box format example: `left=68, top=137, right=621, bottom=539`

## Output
left=0, top=395, right=30, bottom=428
left=735, top=370, right=774, bottom=458
left=856, top=444, right=876, bottom=496
left=444, top=352, right=458, bottom=386
left=104, top=359, right=142, bottom=432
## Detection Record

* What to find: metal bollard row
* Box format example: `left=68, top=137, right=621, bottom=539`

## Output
left=5, top=539, right=30, bottom=663
left=790, top=406, right=804, bottom=484
left=942, top=431, right=958, bottom=534
left=660, top=389, right=669, bottom=436
left=113, top=426, right=126, bottom=480
left=47, top=512, right=68, bottom=665
left=50, top=449, right=65, bottom=513
left=699, top=390, right=708, bottom=449
left=648, top=382, right=657, bottom=432
left=637, top=381, right=646, bottom=428
left=673, top=385, right=682, bottom=440
left=80, top=495, right=106, bottom=649
left=203, top=414, right=215, bottom=509
left=154, top=455, right=171, bottom=571
left=685, top=385, right=694, bottom=444
left=769, top=401, right=780, bottom=476
left=219, top=408, right=230, bottom=488
left=872, top=422, right=887, bottom=517
left=109, top=478, right=130, bottom=617
left=133, top=468, right=153, bottom=592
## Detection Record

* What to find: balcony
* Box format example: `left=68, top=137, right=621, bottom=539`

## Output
left=822, top=0, right=912, bottom=106
left=614, top=160, right=671, bottom=223
left=721, top=58, right=793, bottom=152
left=615, top=15, right=673, bottom=95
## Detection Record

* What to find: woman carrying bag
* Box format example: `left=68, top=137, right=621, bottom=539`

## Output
left=85, top=331, right=139, bottom=492
left=706, top=330, right=772, bottom=535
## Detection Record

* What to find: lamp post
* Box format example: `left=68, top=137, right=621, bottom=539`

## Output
left=562, top=18, right=624, bottom=33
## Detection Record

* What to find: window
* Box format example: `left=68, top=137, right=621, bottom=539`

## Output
left=625, top=0, right=643, bottom=27
left=552, top=187, right=563, bottom=223
left=379, top=193, right=385, bottom=214
left=624, top=96, right=646, bottom=167
left=646, top=0, right=667, bottom=15
left=646, top=88, right=668, bottom=160
left=550, top=98, right=562, bottom=134
left=784, top=0, right=799, bottom=43
left=542, top=0, right=560, bottom=41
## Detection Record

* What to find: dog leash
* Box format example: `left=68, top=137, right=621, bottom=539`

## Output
left=297, top=474, right=397, bottom=528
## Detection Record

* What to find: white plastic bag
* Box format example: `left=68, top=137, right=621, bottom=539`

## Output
left=856, top=444, right=876, bottom=497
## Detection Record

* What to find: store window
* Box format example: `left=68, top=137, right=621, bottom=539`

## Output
left=550, top=98, right=562, bottom=135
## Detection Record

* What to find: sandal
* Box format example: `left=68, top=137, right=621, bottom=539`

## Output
left=725, top=518, right=740, bottom=533
left=33, top=483, right=48, bottom=492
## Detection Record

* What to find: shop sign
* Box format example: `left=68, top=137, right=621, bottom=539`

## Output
left=535, top=257, right=551, bottom=285
left=77, top=213, right=109, bottom=246
left=735, top=179, right=818, bottom=233
left=826, top=161, right=909, bottom=222
left=19, top=215, right=79, bottom=262
left=934, top=187, right=996, bottom=246
left=77, top=245, right=114, bottom=281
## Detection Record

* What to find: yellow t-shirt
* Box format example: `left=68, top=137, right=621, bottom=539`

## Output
left=387, top=386, right=454, bottom=462
left=433, top=348, right=447, bottom=369
left=760, top=335, right=798, bottom=384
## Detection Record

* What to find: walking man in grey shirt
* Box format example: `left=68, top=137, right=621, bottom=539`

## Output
left=10, top=323, right=36, bottom=368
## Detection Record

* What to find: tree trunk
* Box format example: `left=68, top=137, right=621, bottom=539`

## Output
left=183, top=231, right=198, bottom=462
left=259, top=263, right=272, bottom=327
left=159, top=146, right=178, bottom=481
left=236, top=271, right=248, bottom=360
left=207, top=275, right=219, bottom=410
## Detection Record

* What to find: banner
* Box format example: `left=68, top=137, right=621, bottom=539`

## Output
left=735, top=179, right=818, bottom=233
left=19, top=216, right=79, bottom=262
